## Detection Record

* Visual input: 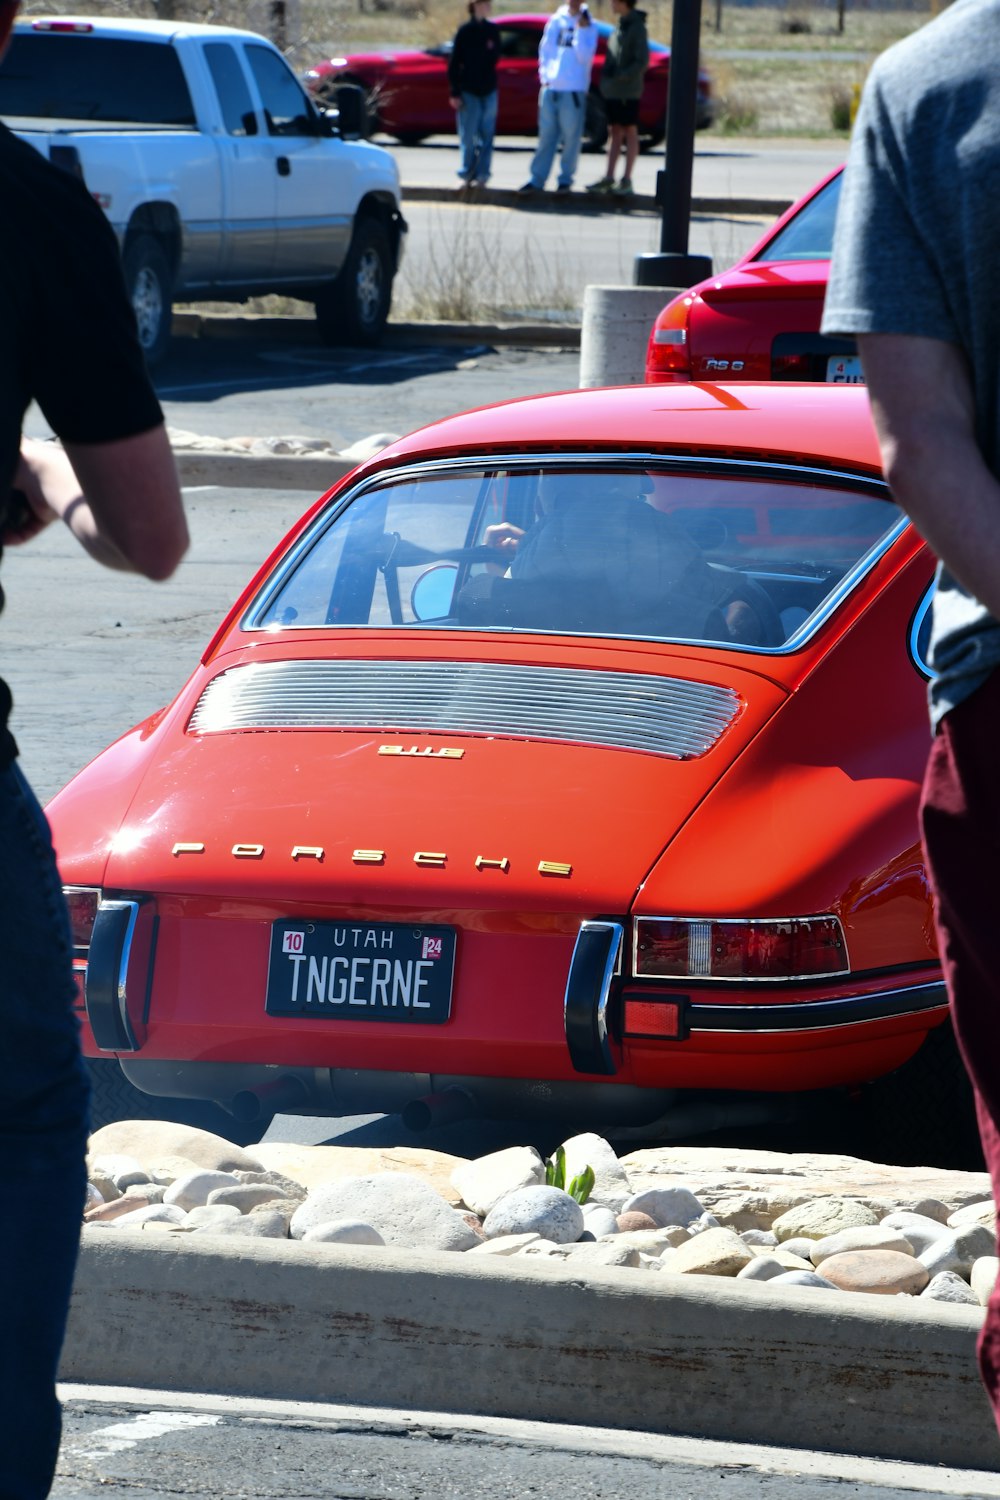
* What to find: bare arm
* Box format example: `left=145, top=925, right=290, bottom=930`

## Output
left=12, top=428, right=188, bottom=580
left=859, top=333, right=1000, bottom=619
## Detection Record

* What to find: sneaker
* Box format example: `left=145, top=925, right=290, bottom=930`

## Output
left=555, top=183, right=572, bottom=195
left=471, top=179, right=488, bottom=188
left=586, top=176, right=613, bottom=193
left=611, top=178, right=634, bottom=196
left=517, top=181, right=538, bottom=195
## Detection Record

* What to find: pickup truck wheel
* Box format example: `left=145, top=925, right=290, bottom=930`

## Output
left=123, top=235, right=173, bottom=367
left=86, top=1058, right=270, bottom=1148
left=315, top=217, right=392, bottom=347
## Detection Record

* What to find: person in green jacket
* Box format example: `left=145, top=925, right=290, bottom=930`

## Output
left=587, top=0, right=649, bottom=196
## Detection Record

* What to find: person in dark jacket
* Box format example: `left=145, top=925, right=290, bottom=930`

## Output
left=448, top=0, right=500, bottom=192
left=586, top=0, right=649, bottom=196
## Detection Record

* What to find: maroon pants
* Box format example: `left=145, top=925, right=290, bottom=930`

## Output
left=921, top=668, right=1000, bottom=1427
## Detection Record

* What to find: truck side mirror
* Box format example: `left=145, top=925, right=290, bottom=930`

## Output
left=329, top=82, right=366, bottom=140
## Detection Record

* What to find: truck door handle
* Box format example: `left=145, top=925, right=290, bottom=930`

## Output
left=276, top=156, right=291, bottom=176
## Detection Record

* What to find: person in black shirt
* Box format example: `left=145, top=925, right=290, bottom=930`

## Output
left=447, top=0, right=500, bottom=192
left=0, top=4, right=188, bottom=1495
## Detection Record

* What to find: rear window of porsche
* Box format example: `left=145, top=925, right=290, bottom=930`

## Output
left=248, top=462, right=903, bottom=651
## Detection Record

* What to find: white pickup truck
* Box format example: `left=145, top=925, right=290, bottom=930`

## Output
left=1, top=16, right=406, bottom=362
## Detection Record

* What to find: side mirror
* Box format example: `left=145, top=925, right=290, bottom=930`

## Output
left=329, top=83, right=367, bottom=140
left=411, top=564, right=458, bottom=621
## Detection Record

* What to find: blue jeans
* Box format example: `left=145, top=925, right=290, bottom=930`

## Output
left=457, top=89, right=498, bottom=183
left=0, top=763, right=89, bottom=1499
left=529, top=86, right=587, bottom=189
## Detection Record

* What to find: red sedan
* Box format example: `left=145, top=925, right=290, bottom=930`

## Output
left=51, top=381, right=971, bottom=1164
left=645, top=166, right=855, bottom=384
left=304, top=14, right=714, bottom=150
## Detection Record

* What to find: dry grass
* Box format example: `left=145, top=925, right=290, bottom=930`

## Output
left=21, top=0, right=935, bottom=136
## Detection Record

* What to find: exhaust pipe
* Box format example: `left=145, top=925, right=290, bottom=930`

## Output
left=401, top=1087, right=476, bottom=1132
left=230, top=1074, right=308, bottom=1123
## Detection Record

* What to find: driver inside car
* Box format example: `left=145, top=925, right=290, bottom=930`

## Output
left=461, top=472, right=778, bottom=644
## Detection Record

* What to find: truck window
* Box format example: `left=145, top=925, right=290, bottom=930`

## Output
left=204, top=42, right=259, bottom=137
left=245, top=43, right=316, bottom=137
left=0, top=34, right=195, bottom=125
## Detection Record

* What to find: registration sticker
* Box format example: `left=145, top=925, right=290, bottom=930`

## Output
left=266, top=920, right=455, bottom=1024
left=826, top=355, right=865, bottom=384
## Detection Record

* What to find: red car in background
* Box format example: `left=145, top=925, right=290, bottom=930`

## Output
left=304, top=14, right=714, bottom=150
left=50, top=380, right=974, bottom=1166
left=645, top=166, right=856, bottom=384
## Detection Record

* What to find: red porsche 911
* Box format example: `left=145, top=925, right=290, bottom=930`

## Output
left=645, top=166, right=855, bottom=385
left=52, top=381, right=970, bottom=1162
left=304, top=14, right=714, bottom=150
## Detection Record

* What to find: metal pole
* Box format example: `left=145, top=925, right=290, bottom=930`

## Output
left=633, top=0, right=713, bottom=286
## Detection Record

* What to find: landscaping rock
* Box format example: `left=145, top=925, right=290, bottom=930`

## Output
left=661, top=1226, right=752, bottom=1278
left=301, top=1220, right=385, bottom=1246
left=772, top=1197, right=879, bottom=1242
left=878, top=1210, right=954, bottom=1255
left=580, top=1203, right=619, bottom=1237
left=922, top=1271, right=980, bottom=1306
left=948, top=1199, right=996, bottom=1231
left=972, top=1256, right=999, bottom=1307
left=818, top=1250, right=929, bottom=1296
left=918, top=1223, right=996, bottom=1279
left=616, top=1211, right=658, bottom=1233
left=619, top=1186, right=706, bottom=1229
left=768, top=1270, right=839, bottom=1290
left=562, top=1132, right=633, bottom=1210
left=185, top=1204, right=241, bottom=1229
left=163, top=1171, right=240, bottom=1212
left=290, top=1174, right=480, bottom=1251
left=450, top=1146, right=544, bottom=1217
left=253, top=1142, right=466, bottom=1204
left=482, top=1186, right=585, bottom=1245
left=88, top=1121, right=262, bottom=1175
left=207, top=1183, right=297, bottom=1214
left=810, top=1225, right=915, bottom=1265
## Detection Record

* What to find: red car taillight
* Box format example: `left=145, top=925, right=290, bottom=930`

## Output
left=63, top=886, right=101, bottom=957
left=645, top=294, right=694, bottom=383
left=633, top=915, right=849, bottom=981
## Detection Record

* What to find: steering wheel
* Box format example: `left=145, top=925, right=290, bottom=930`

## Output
left=708, top=564, right=785, bottom=648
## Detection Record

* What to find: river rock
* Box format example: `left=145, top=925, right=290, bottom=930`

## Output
left=290, top=1174, right=480, bottom=1251
left=112, top=1203, right=188, bottom=1230
left=207, top=1183, right=297, bottom=1214
left=918, top=1223, right=996, bottom=1279
left=948, top=1199, right=996, bottom=1231
left=972, top=1257, right=999, bottom=1307
left=88, top=1153, right=149, bottom=1192
left=561, top=1133, right=633, bottom=1210
left=741, top=1229, right=778, bottom=1247
left=619, top=1186, right=706, bottom=1229
left=878, top=1211, right=954, bottom=1255
left=85, top=1192, right=164, bottom=1224
left=450, top=1146, right=544, bottom=1217
left=818, top=1250, right=929, bottom=1296
left=772, top=1197, right=878, bottom=1242
left=737, top=1255, right=791, bottom=1282
left=810, top=1225, right=915, bottom=1266
left=616, top=1211, right=658, bottom=1233
left=921, top=1271, right=980, bottom=1305
left=185, top=1204, right=241, bottom=1229
left=196, top=1209, right=289, bottom=1239
left=88, top=1121, right=262, bottom=1174
left=467, top=1234, right=544, bottom=1257
left=580, top=1203, right=619, bottom=1237
left=769, top=1270, right=839, bottom=1290
left=661, top=1226, right=752, bottom=1278
left=302, top=1220, right=385, bottom=1246
left=163, top=1170, right=241, bottom=1211
left=483, top=1186, right=584, bottom=1245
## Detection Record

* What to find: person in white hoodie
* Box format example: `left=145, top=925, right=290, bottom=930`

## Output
left=519, top=0, right=598, bottom=194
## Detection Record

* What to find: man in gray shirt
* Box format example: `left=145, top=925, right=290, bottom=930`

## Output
left=822, top=0, right=1000, bottom=1433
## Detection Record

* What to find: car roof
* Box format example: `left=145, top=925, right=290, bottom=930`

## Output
left=13, top=16, right=267, bottom=42
left=370, top=382, right=883, bottom=478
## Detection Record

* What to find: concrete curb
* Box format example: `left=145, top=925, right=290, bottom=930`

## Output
left=171, top=309, right=581, bottom=350
left=402, top=184, right=791, bottom=217
left=62, top=1227, right=998, bottom=1471
left=174, top=449, right=354, bottom=492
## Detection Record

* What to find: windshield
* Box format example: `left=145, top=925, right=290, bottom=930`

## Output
left=250, top=464, right=901, bottom=651
left=757, top=171, right=842, bottom=264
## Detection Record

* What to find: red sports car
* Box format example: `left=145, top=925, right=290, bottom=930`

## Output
left=645, top=166, right=855, bottom=385
left=52, top=381, right=969, bottom=1163
left=304, top=15, right=714, bottom=150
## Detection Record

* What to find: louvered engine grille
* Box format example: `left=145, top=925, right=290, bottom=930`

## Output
left=187, top=660, right=741, bottom=759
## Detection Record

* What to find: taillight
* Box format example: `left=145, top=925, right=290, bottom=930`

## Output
left=633, top=915, right=849, bottom=981
left=771, top=352, right=813, bottom=380
left=645, top=294, right=694, bottom=383
left=63, top=886, right=101, bottom=957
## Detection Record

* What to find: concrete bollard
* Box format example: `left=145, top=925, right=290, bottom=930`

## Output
left=579, top=284, right=684, bottom=389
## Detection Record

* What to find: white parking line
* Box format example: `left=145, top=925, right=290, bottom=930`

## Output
left=75, top=1411, right=221, bottom=1459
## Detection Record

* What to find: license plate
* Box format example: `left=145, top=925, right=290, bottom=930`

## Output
left=265, top=920, right=455, bottom=1024
left=827, top=355, right=865, bottom=384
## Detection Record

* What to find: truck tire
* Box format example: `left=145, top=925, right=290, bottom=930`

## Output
left=123, top=234, right=173, bottom=367
left=315, top=217, right=393, bottom=347
left=86, top=1057, right=269, bottom=1148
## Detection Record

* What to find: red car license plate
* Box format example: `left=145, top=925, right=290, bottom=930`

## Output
left=265, top=920, right=455, bottom=1023
left=827, top=354, right=865, bottom=384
